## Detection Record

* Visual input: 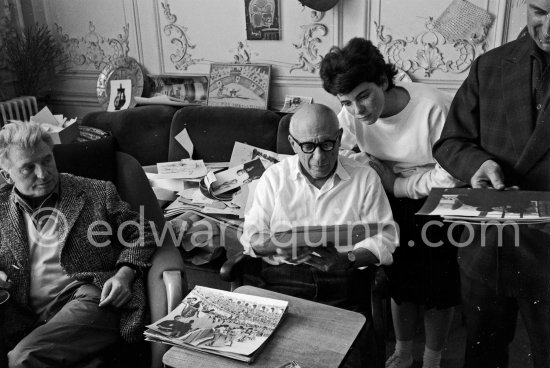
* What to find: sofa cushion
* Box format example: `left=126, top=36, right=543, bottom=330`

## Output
left=168, top=106, right=281, bottom=162
left=53, top=136, right=117, bottom=183
left=82, top=105, right=179, bottom=165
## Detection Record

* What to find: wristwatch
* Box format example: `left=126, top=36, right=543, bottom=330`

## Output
left=346, top=250, right=356, bottom=269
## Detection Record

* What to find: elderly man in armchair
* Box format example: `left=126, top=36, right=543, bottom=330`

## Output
left=240, top=103, right=398, bottom=366
left=0, top=121, right=157, bottom=368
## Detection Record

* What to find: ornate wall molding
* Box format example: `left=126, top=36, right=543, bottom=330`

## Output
left=290, top=23, right=328, bottom=74
left=160, top=1, right=201, bottom=71
left=290, top=8, right=329, bottom=74
left=54, top=21, right=130, bottom=70
left=375, top=18, right=488, bottom=78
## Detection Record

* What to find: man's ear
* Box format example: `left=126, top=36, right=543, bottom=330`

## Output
left=0, top=169, right=13, bottom=184
left=288, top=135, right=300, bottom=155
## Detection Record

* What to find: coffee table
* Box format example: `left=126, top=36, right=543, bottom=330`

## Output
left=163, top=285, right=365, bottom=368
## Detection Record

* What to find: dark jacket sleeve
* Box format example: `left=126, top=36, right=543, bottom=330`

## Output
left=433, top=57, right=496, bottom=183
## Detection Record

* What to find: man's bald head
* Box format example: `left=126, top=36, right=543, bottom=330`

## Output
left=287, top=103, right=342, bottom=184
left=289, top=103, right=339, bottom=139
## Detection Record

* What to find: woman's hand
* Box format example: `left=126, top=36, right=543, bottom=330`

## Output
left=369, top=157, right=396, bottom=194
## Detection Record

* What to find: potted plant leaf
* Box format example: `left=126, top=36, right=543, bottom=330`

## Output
left=3, top=23, right=68, bottom=98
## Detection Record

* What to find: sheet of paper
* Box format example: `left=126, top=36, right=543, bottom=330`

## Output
left=229, top=142, right=280, bottom=169
left=211, top=158, right=265, bottom=195
left=174, top=128, right=194, bottom=158
left=156, top=159, right=207, bottom=179
left=30, top=106, right=61, bottom=126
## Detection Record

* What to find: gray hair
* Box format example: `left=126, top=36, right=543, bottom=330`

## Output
left=0, top=121, right=54, bottom=169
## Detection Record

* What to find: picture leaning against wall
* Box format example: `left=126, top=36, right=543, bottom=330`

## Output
left=206, top=63, right=271, bottom=109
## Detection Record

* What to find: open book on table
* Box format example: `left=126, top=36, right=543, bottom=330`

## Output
left=417, top=188, right=550, bottom=223
left=144, top=286, right=288, bottom=363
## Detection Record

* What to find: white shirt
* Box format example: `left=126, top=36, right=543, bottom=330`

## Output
left=338, top=82, right=461, bottom=199
left=241, top=155, right=398, bottom=266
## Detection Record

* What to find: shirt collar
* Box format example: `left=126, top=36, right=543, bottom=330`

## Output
left=13, top=183, right=60, bottom=215
left=291, top=155, right=351, bottom=182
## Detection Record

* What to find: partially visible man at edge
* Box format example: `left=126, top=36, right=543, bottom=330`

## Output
left=0, top=121, right=156, bottom=368
left=241, top=103, right=398, bottom=366
left=433, top=0, right=550, bottom=366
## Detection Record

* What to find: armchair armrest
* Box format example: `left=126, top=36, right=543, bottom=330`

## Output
left=219, top=252, right=248, bottom=282
left=162, top=270, right=183, bottom=313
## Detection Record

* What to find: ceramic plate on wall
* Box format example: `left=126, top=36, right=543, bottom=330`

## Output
left=96, top=57, right=144, bottom=110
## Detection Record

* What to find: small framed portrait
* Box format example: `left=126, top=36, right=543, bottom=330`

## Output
left=206, top=63, right=271, bottom=110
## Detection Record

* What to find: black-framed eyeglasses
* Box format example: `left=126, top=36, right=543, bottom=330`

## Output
left=289, top=131, right=340, bottom=154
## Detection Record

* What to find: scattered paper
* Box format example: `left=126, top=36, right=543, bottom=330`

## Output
left=31, top=106, right=61, bottom=126
left=280, top=95, right=313, bottom=113
left=211, top=158, right=265, bottom=195
left=156, top=159, right=207, bottom=179
left=229, top=142, right=286, bottom=169
left=174, top=128, right=194, bottom=158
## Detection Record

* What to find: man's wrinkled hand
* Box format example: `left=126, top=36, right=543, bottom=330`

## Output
left=305, top=246, right=350, bottom=273
left=369, top=157, right=396, bottom=194
left=471, top=160, right=505, bottom=190
left=99, top=267, right=134, bottom=308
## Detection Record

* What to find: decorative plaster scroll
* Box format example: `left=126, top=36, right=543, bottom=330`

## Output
left=160, top=1, right=201, bottom=71
left=375, top=18, right=487, bottom=78
left=54, top=21, right=130, bottom=70
left=232, top=41, right=252, bottom=64
left=290, top=22, right=328, bottom=74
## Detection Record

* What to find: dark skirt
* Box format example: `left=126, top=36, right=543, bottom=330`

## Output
left=384, top=196, right=460, bottom=309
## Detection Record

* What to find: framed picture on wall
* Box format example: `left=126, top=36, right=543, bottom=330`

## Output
left=206, top=63, right=271, bottom=110
left=244, top=0, right=281, bottom=40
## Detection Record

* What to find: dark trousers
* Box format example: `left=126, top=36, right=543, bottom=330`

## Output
left=7, top=284, right=121, bottom=368
left=461, top=273, right=550, bottom=368
left=244, top=262, right=376, bottom=367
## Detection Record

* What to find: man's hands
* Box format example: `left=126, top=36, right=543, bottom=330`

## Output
left=369, top=157, right=396, bottom=194
left=99, top=266, right=135, bottom=308
left=471, top=160, right=505, bottom=189
left=304, top=246, right=351, bottom=272
left=276, top=244, right=352, bottom=272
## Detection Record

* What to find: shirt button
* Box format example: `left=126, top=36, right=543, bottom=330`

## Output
left=537, top=104, right=543, bottom=110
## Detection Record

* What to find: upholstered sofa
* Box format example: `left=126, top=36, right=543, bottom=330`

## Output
left=82, top=104, right=283, bottom=166
left=82, top=104, right=285, bottom=290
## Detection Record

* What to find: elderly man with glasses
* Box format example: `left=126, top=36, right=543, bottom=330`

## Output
left=241, top=102, right=397, bottom=307
left=240, top=103, right=398, bottom=366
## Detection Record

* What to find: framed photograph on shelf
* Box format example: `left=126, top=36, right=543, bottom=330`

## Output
left=206, top=63, right=271, bottom=110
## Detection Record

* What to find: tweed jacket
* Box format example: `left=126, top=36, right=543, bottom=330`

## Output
left=433, top=35, right=550, bottom=297
left=0, top=174, right=156, bottom=347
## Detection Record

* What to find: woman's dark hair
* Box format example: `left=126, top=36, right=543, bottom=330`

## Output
left=320, top=37, right=398, bottom=95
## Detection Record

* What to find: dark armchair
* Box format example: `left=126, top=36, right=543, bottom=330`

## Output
left=52, top=137, right=186, bottom=368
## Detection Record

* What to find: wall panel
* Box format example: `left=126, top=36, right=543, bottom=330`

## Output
left=6, top=0, right=527, bottom=118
